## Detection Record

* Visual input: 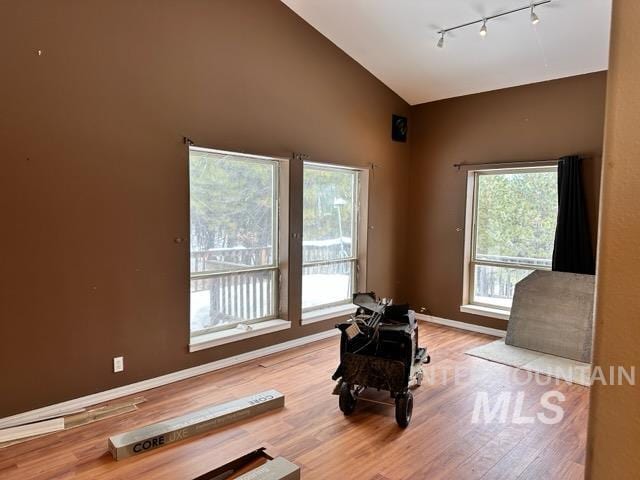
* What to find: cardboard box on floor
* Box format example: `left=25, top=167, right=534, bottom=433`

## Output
left=108, top=390, right=284, bottom=460
left=194, top=448, right=300, bottom=480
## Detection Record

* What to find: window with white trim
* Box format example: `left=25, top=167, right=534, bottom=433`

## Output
left=302, top=163, right=365, bottom=312
left=189, top=147, right=283, bottom=337
left=464, top=166, right=558, bottom=312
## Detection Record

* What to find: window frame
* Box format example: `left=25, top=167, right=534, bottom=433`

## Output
left=301, top=161, right=368, bottom=314
left=188, top=146, right=289, bottom=338
left=462, top=165, right=558, bottom=317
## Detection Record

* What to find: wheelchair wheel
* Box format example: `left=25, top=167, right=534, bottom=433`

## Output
left=395, top=391, right=413, bottom=428
left=339, top=382, right=357, bottom=415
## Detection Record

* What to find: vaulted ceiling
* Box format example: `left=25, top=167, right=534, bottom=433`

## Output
left=282, top=0, right=612, bottom=105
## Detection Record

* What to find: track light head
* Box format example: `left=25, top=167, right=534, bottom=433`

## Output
left=437, top=32, right=445, bottom=48
left=479, top=19, right=487, bottom=36
left=530, top=7, right=540, bottom=24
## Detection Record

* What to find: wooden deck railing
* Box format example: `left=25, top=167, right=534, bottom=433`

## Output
left=190, top=239, right=353, bottom=327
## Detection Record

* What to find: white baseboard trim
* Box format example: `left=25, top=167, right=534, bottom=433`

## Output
left=416, top=313, right=506, bottom=338
left=0, top=329, right=340, bottom=430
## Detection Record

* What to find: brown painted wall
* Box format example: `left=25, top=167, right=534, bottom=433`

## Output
left=405, top=72, right=607, bottom=330
left=0, top=0, right=410, bottom=417
left=586, top=2, right=640, bottom=478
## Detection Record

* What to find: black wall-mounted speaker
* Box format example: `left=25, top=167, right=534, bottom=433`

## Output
left=392, top=114, right=408, bottom=143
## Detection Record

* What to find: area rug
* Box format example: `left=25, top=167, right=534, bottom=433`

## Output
left=466, top=339, right=591, bottom=386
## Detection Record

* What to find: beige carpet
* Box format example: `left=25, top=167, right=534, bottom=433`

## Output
left=466, top=339, right=591, bottom=386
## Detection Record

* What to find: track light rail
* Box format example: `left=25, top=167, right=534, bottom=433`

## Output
left=437, top=0, right=551, bottom=35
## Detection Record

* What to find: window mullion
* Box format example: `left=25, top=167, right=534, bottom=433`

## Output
left=302, top=257, right=358, bottom=268
left=471, top=260, right=546, bottom=271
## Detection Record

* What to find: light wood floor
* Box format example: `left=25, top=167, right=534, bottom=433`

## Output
left=0, top=323, right=590, bottom=479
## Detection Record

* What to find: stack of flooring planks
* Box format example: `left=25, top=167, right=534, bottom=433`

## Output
left=0, top=396, right=145, bottom=449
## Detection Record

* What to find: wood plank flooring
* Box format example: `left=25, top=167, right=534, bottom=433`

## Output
left=0, top=323, right=590, bottom=479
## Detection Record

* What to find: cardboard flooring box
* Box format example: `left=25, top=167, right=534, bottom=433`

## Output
left=108, top=390, right=284, bottom=460
left=194, top=448, right=300, bottom=480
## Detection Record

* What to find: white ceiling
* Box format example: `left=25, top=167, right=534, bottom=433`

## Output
left=281, top=0, right=612, bottom=105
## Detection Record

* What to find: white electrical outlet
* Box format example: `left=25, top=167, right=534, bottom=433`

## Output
left=113, top=356, right=124, bottom=373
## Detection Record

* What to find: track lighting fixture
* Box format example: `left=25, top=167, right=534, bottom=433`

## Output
left=479, top=19, right=487, bottom=36
left=436, top=0, right=550, bottom=48
left=530, top=6, right=540, bottom=24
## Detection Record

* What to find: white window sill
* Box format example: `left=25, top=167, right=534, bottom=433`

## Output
left=301, top=303, right=355, bottom=325
left=189, top=319, right=291, bottom=352
left=460, top=304, right=510, bottom=321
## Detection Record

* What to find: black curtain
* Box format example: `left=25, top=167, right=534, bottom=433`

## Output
left=552, top=155, right=595, bottom=274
